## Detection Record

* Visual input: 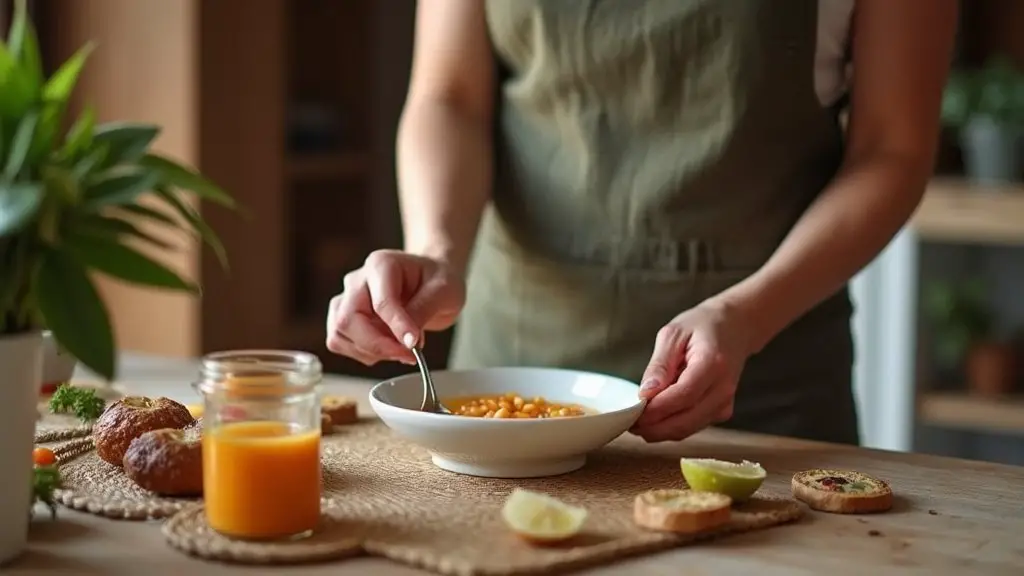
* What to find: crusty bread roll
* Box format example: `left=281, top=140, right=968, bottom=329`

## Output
left=633, top=489, right=732, bottom=534
left=93, top=396, right=195, bottom=467
left=123, top=427, right=203, bottom=496
left=791, top=469, right=893, bottom=514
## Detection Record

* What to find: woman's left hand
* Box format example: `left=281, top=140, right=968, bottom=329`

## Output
left=630, top=299, right=755, bottom=443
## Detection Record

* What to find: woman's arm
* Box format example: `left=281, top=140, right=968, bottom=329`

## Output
left=715, top=0, right=958, bottom=354
left=397, top=0, right=495, bottom=276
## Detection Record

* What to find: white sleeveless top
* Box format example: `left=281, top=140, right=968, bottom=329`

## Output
left=815, top=0, right=855, bottom=107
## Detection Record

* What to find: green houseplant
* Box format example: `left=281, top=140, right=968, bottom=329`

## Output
left=0, top=1, right=234, bottom=564
left=941, top=56, right=1024, bottom=183
left=922, top=279, right=1016, bottom=398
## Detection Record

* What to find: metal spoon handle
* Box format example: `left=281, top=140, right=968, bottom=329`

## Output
left=411, top=346, right=439, bottom=411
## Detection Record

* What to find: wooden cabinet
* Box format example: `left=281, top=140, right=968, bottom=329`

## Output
left=44, top=0, right=438, bottom=378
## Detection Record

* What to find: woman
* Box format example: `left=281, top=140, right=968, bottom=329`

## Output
left=326, top=0, right=957, bottom=445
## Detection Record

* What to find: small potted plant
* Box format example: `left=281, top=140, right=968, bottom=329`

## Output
left=0, top=1, right=234, bottom=564
left=922, top=279, right=1016, bottom=397
left=941, top=56, right=1024, bottom=183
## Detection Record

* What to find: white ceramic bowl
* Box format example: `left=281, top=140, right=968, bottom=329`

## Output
left=368, top=367, right=645, bottom=478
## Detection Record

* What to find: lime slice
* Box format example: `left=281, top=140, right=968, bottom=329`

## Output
left=680, top=458, right=766, bottom=502
left=501, top=488, right=587, bottom=544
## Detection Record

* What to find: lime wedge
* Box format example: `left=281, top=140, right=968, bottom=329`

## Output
left=680, top=458, right=766, bottom=502
left=501, top=488, right=587, bottom=544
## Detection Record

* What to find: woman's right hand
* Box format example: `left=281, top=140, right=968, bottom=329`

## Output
left=326, top=249, right=466, bottom=366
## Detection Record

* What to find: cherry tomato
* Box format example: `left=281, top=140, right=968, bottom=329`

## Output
left=33, top=447, right=57, bottom=467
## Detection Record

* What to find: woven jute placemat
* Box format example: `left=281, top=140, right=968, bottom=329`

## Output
left=164, top=422, right=803, bottom=575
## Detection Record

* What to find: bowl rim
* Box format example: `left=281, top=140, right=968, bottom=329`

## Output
left=368, top=366, right=646, bottom=424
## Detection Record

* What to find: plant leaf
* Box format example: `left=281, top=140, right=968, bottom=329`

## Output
left=0, top=45, right=33, bottom=121
left=92, top=123, right=160, bottom=165
left=42, top=42, right=94, bottom=106
left=0, top=182, right=42, bottom=235
left=60, top=106, right=96, bottom=161
left=8, top=0, right=43, bottom=93
left=6, top=0, right=27, bottom=59
left=72, top=146, right=108, bottom=180
left=4, top=110, right=38, bottom=180
left=141, top=154, right=236, bottom=208
left=67, top=232, right=198, bottom=292
left=37, top=248, right=116, bottom=381
left=28, top=100, right=64, bottom=166
left=71, top=213, right=177, bottom=252
left=155, top=186, right=229, bottom=269
left=113, top=203, right=181, bottom=228
left=81, top=168, right=160, bottom=208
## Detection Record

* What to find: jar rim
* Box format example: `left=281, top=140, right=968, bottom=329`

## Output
left=198, top=349, right=323, bottom=396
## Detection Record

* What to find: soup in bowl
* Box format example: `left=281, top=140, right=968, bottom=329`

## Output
left=368, top=367, right=645, bottom=478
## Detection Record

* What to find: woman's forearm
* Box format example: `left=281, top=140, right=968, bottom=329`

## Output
left=715, top=154, right=930, bottom=354
left=396, top=99, right=493, bottom=275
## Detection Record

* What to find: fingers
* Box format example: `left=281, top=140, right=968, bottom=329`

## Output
left=326, top=275, right=415, bottom=365
left=637, top=324, right=689, bottom=400
left=634, top=347, right=724, bottom=428
left=364, top=252, right=421, bottom=348
left=632, top=379, right=734, bottom=443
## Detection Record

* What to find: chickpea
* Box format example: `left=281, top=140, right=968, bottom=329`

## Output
left=447, top=394, right=589, bottom=419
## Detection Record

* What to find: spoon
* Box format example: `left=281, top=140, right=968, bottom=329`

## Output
left=409, top=343, right=450, bottom=414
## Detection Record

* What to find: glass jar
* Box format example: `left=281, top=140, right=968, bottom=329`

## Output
left=197, top=350, right=323, bottom=540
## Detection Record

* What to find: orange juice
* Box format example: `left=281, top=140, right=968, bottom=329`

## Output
left=203, top=421, right=321, bottom=539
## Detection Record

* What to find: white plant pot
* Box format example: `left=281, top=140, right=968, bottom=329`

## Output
left=41, top=331, right=77, bottom=394
left=0, top=332, right=44, bottom=566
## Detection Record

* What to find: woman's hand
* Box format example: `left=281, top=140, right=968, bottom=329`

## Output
left=630, top=299, right=756, bottom=443
left=326, top=249, right=466, bottom=366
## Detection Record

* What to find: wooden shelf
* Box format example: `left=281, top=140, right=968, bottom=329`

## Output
left=911, top=178, right=1024, bottom=245
left=918, top=392, right=1024, bottom=435
left=287, top=152, right=369, bottom=181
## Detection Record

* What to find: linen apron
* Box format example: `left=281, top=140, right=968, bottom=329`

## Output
left=449, top=0, right=860, bottom=445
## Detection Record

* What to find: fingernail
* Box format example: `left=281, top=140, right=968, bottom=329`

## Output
left=639, top=379, right=659, bottom=392
left=402, top=333, right=417, bottom=349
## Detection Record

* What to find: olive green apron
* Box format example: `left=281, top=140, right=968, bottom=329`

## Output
left=450, top=0, right=860, bottom=445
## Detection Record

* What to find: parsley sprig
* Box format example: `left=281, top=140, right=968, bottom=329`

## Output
left=32, top=465, right=61, bottom=520
left=48, top=384, right=106, bottom=422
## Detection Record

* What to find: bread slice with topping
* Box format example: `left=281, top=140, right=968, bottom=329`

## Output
left=321, top=395, right=358, bottom=426
left=633, top=488, right=732, bottom=534
left=791, top=469, right=893, bottom=514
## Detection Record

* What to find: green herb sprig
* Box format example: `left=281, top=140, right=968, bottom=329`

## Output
left=48, top=383, right=106, bottom=422
left=31, top=465, right=61, bottom=520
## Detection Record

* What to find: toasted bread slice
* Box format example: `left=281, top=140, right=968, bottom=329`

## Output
left=633, top=489, right=732, bottom=534
left=321, top=395, right=358, bottom=425
left=320, top=413, right=334, bottom=435
left=791, top=469, right=893, bottom=514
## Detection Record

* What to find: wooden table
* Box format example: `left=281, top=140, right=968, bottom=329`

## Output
left=9, top=354, right=1024, bottom=575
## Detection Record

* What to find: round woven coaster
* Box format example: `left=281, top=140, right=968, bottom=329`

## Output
left=163, top=504, right=363, bottom=565
left=52, top=447, right=198, bottom=520
left=36, top=409, right=196, bottom=520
